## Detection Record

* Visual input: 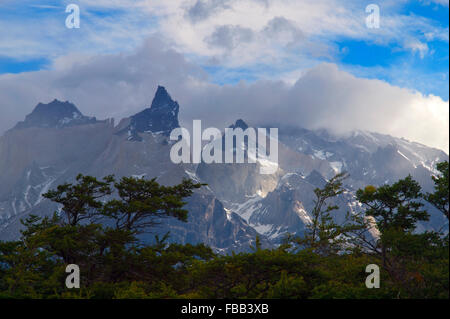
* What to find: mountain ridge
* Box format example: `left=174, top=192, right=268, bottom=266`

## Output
left=0, top=86, right=448, bottom=251
left=13, top=99, right=98, bottom=130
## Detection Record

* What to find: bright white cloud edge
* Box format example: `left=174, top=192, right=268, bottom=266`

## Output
left=0, top=39, right=448, bottom=153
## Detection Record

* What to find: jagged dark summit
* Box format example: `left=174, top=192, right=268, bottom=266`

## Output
left=125, top=86, right=180, bottom=141
left=14, top=99, right=97, bottom=130
left=229, top=119, right=249, bottom=130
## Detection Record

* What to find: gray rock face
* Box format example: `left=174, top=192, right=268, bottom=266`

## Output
left=279, top=128, right=447, bottom=191
left=233, top=172, right=364, bottom=243
left=14, top=99, right=97, bottom=130
left=0, top=86, right=448, bottom=252
left=147, top=191, right=271, bottom=252
left=0, top=87, right=262, bottom=253
left=223, top=127, right=448, bottom=242
left=196, top=119, right=281, bottom=203
left=121, top=86, right=180, bottom=141
left=196, top=120, right=330, bottom=204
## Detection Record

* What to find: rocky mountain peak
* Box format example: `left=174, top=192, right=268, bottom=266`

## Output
left=151, top=86, right=175, bottom=110
left=229, top=119, right=249, bottom=130
left=13, top=99, right=97, bottom=130
left=126, top=86, right=180, bottom=139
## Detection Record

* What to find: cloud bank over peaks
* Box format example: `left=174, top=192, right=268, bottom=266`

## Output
left=183, top=63, right=449, bottom=152
left=0, top=39, right=448, bottom=152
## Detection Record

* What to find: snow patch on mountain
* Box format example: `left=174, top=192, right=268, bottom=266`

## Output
left=330, top=161, right=343, bottom=174
left=230, top=195, right=264, bottom=223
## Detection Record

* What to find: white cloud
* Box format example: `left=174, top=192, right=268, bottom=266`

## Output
left=403, top=40, right=429, bottom=59
left=0, top=42, right=448, bottom=152
left=137, top=0, right=448, bottom=66
left=2, top=0, right=446, bottom=66
left=0, top=0, right=157, bottom=59
left=182, top=63, right=449, bottom=152
left=0, top=1, right=447, bottom=152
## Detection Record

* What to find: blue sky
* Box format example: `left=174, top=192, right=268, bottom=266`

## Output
left=0, top=0, right=449, bottom=100
left=0, top=0, right=448, bottom=100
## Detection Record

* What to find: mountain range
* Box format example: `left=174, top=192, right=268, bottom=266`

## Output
left=0, top=86, right=448, bottom=252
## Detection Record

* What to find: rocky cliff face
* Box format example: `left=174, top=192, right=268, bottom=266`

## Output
left=13, top=99, right=98, bottom=130
left=119, top=86, right=180, bottom=141
left=0, top=87, right=264, bottom=253
left=0, top=86, right=448, bottom=251
left=220, top=127, right=448, bottom=242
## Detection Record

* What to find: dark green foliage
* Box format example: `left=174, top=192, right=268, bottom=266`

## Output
left=355, top=174, right=448, bottom=297
left=43, top=174, right=114, bottom=226
left=102, top=177, right=203, bottom=232
left=0, top=166, right=448, bottom=299
left=292, top=172, right=365, bottom=256
left=426, top=161, right=449, bottom=220
left=356, top=175, right=429, bottom=233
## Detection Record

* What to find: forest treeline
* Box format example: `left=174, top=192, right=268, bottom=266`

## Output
left=0, top=162, right=448, bottom=299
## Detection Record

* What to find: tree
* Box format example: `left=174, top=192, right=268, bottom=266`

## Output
left=44, top=174, right=203, bottom=233
left=0, top=172, right=448, bottom=299
left=355, top=176, right=435, bottom=296
left=295, top=172, right=362, bottom=256
left=101, top=177, right=203, bottom=233
left=43, top=174, right=114, bottom=226
left=0, top=175, right=207, bottom=298
left=356, top=176, right=429, bottom=234
left=426, top=161, right=449, bottom=220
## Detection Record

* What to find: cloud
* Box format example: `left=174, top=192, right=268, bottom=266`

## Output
left=0, top=37, right=206, bottom=134
left=0, top=40, right=448, bottom=152
left=263, top=16, right=305, bottom=44
left=185, top=0, right=233, bottom=23
left=28, top=5, right=60, bottom=9
left=0, top=0, right=156, bottom=59
left=206, top=25, right=255, bottom=50
left=182, top=63, right=449, bottom=152
left=403, top=40, right=429, bottom=59
left=420, top=0, right=449, bottom=6
left=145, top=0, right=448, bottom=67
left=1, top=0, right=447, bottom=103
left=1, top=0, right=447, bottom=66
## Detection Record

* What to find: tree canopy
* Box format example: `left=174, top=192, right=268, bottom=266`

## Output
left=0, top=163, right=448, bottom=299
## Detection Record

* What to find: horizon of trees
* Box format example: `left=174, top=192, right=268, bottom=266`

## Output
left=0, top=162, right=448, bottom=299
